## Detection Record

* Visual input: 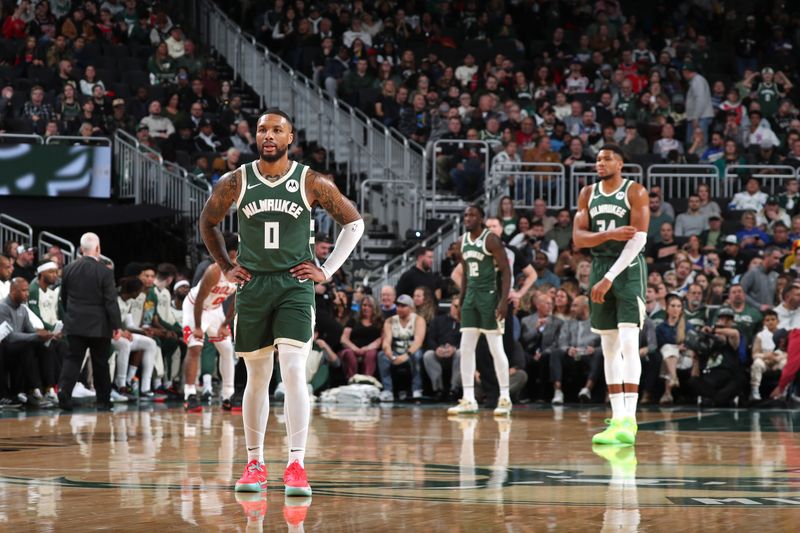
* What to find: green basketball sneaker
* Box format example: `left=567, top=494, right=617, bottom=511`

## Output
left=592, top=418, right=626, bottom=445
left=617, top=417, right=638, bottom=445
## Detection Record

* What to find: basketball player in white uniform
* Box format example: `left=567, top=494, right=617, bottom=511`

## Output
left=182, top=233, right=238, bottom=412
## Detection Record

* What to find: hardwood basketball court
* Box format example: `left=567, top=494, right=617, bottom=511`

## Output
left=1, top=404, right=798, bottom=530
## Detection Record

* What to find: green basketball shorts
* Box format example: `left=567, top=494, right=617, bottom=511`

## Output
left=460, top=288, right=504, bottom=334
left=589, top=255, right=646, bottom=334
left=234, top=272, right=315, bottom=357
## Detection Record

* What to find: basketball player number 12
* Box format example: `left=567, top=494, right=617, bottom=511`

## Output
left=596, top=219, right=616, bottom=232
left=264, top=221, right=279, bottom=249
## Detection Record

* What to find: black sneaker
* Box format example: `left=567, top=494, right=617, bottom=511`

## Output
left=222, top=398, right=232, bottom=411
left=201, top=389, right=213, bottom=403
left=184, top=394, right=202, bottom=413
left=0, top=397, right=22, bottom=409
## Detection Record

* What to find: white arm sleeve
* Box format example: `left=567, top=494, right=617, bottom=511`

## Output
left=604, top=232, right=647, bottom=282
left=320, top=219, right=365, bottom=281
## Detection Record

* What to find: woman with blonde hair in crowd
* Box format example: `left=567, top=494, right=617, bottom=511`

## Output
left=497, top=195, right=518, bottom=240
left=339, top=295, right=383, bottom=380
left=413, top=286, right=436, bottom=324
left=656, top=294, right=692, bottom=405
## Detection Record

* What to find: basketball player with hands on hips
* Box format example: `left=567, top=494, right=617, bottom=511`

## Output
left=573, top=145, right=650, bottom=446
left=448, top=205, right=514, bottom=417
left=199, top=109, right=364, bottom=496
left=181, top=231, right=238, bottom=413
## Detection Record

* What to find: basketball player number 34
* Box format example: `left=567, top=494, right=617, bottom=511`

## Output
left=264, top=221, right=280, bottom=249
left=596, top=220, right=616, bottom=232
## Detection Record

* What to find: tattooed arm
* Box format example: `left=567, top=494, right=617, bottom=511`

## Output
left=199, top=168, right=252, bottom=284
left=290, top=170, right=364, bottom=282
left=305, top=170, right=361, bottom=225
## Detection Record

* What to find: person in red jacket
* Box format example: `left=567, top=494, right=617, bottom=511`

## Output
left=1, top=4, right=28, bottom=40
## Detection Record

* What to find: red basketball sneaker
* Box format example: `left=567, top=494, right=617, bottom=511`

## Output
left=235, top=460, right=267, bottom=492
left=283, top=460, right=312, bottom=496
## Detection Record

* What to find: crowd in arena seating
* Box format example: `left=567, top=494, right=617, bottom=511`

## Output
left=245, top=0, right=800, bottom=198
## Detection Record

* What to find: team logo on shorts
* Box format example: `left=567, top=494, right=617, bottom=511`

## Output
left=615, top=192, right=625, bottom=200
left=286, top=179, right=300, bottom=192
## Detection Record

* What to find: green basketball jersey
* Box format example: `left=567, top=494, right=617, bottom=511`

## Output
left=588, top=178, right=634, bottom=258
left=461, top=228, right=498, bottom=292
left=236, top=160, right=315, bottom=273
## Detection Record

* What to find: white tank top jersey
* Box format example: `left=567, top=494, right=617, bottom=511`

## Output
left=186, top=276, right=237, bottom=311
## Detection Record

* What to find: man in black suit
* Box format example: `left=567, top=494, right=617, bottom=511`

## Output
left=57, top=232, right=121, bottom=410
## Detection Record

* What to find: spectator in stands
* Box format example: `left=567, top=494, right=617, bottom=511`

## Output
left=653, top=123, right=684, bottom=159
left=696, top=183, right=721, bottom=218
left=750, top=312, right=785, bottom=401
left=691, top=308, right=742, bottom=407
left=135, top=123, right=159, bottom=152
left=339, top=295, right=382, bottom=381
left=741, top=247, right=782, bottom=311
left=656, top=294, right=692, bottom=405
left=220, top=96, right=249, bottom=134
left=148, top=42, right=176, bottom=86
left=396, top=247, right=439, bottom=300
left=554, top=295, right=604, bottom=403
left=422, top=295, right=462, bottom=401
left=57, top=83, right=81, bottom=133
left=649, top=184, right=675, bottom=219
left=647, top=193, right=674, bottom=243
left=520, top=292, right=562, bottom=402
left=398, top=92, right=431, bottom=144
left=140, top=100, right=175, bottom=140
left=777, top=179, right=800, bottom=213
left=187, top=101, right=205, bottom=132
left=547, top=209, right=573, bottom=252
left=736, top=211, right=771, bottom=250
left=743, top=109, right=780, bottom=150
left=775, top=284, right=800, bottom=330
left=11, top=246, right=36, bottom=282
left=165, top=25, right=186, bottom=59
left=714, top=138, right=746, bottom=177
left=22, top=85, right=55, bottom=134
left=228, top=120, right=256, bottom=154
left=412, top=286, right=436, bottom=324
left=2, top=3, right=28, bottom=40
left=675, top=194, right=709, bottom=237
left=529, top=220, right=558, bottom=266
left=725, top=283, right=763, bottom=347
left=78, top=65, right=103, bottom=98
left=533, top=250, right=559, bottom=289
left=378, top=294, right=426, bottom=402
left=194, top=118, right=222, bottom=152
left=682, top=63, right=714, bottom=144
left=647, top=222, right=679, bottom=271
left=323, top=45, right=351, bottom=96
left=757, top=196, right=791, bottom=230
left=379, top=285, right=397, bottom=319
left=619, top=121, right=647, bottom=158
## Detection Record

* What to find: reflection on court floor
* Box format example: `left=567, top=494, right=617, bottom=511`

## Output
left=0, top=405, right=798, bottom=531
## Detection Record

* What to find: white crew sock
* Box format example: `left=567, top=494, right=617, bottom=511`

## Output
left=278, top=341, right=311, bottom=467
left=202, top=373, right=212, bottom=390
left=459, top=330, right=479, bottom=402
left=242, top=353, right=274, bottom=463
left=485, top=332, right=510, bottom=400
left=623, top=393, right=639, bottom=420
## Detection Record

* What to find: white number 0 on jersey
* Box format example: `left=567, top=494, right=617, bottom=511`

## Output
left=264, top=221, right=279, bottom=249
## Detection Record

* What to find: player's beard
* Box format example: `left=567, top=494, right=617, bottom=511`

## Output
left=260, top=144, right=288, bottom=162
left=598, top=170, right=615, bottom=181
